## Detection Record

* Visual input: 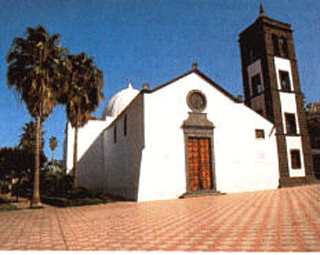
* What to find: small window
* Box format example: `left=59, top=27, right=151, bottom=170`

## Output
left=251, top=74, right=263, bottom=96
left=255, top=129, right=265, bottom=139
left=272, top=34, right=280, bottom=56
left=279, top=71, right=291, bottom=91
left=290, top=149, right=301, bottom=169
left=285, top=113, right=297, bottom=135
left=114, top=125, right=117, bottom=144
left=124, top=115, right=127, bottom=137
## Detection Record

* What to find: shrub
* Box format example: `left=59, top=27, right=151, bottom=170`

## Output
left=41, top=196, right=69, bottom=207
left=66, top=187, right=88, bottom=199
left=41, top=196, right=111, bottom=207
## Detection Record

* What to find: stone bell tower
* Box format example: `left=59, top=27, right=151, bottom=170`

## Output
left=238, top=5, right=315, bottom=186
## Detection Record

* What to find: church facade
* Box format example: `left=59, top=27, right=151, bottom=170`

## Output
left=64, top=7, right=316, bottom=201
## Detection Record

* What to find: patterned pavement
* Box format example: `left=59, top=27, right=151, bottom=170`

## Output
left=0, top=184, right=320, bottom=251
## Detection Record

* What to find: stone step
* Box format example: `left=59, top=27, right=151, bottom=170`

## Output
left=180, top=191, right=226, bottom=199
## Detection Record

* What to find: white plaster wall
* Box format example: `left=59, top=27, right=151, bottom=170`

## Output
left=66, top=119, right=111, bottom=174
left=138, top=72, right=279, bottom=201
left=286, top=136, right=306, bottom=177
left=103, top=94, right=144, bottom=200
left=279, top=93, right=300, bottom=134
left=274, top=57, right=294, bottom=91
left=77, top=133, right=105, bottom=190
left=247, top=59, right=264, bottom=95
left=250, top=95, right=266, bottom=116
left=247, top=60, right=266, bottom=117
left=212, top=103, right=279, bottom=194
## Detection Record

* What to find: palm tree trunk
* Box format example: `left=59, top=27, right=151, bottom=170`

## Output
left=72, top=121, right=78, bottom=188
left=30, top=113, right=42, bottom=208
left=51, top=150, right=54, bottom=169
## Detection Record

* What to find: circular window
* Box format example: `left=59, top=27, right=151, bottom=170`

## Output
left=187, top=90, right=207, bottom=112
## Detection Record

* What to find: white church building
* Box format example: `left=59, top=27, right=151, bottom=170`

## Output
left=64, top=8, right=316, bottom=202
left=65, top=67, right=280, bottom=201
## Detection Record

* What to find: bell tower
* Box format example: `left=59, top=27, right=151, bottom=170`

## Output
left=238, top=5, right=315, bottom=186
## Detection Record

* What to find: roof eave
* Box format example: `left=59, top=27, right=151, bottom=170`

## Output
left=142, top=69, right=241, bottom=104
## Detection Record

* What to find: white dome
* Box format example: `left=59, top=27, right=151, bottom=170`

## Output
left=102, top=83, right=139, bottom=119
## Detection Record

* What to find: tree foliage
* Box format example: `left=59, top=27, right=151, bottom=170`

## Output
left=59, top=53, right=104, bottom=187
left=19, top=121, right=44, bottom=153
left=0, top=147, right=46, bottom=180
left=6, top=25, right=105, bottom=200
left=6, top=26, right=66, bottom=120
left=49, top=136, right=58, bottom=164
left=59, top=53, right=104, bottom=127
left=6, top=25, right=66, bottom=207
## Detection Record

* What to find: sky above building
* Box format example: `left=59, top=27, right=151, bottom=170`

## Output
left=0, top=0, right=319, bottom=161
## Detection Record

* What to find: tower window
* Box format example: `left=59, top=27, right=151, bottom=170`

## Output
left=255, top=129, right=265, bottom=139
left=251, top=74, right=263, bottom=96
left=285, top=113, right=297, bottom=135
left=290, top=149, right=301, bottom=169
left=249, top=49, right=254, bottom=63
left=272, top=34, right=280, bottom=56
left=280, top=36, right=289, bottom=58
left=124, top=115, right=127, bottom=137
left=279, top=71, right=291, bottom=91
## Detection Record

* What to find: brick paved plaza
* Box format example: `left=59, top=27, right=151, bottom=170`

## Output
left=0, top=184, right=319, bottom=251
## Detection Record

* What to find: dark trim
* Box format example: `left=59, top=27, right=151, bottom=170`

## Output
left=239, top=15, right=292, bottom=40
left=266, top=53, right=297, bottom=61
left=275, top=133, right=302, bottom=137
left=279, top=176, right=319, bottom=187
left=88, top=116, right=104, bottom=121
left=276, top=89, right=297, bottom=94
left=144, top=69, right=241, bottom=104
left=187, top=90, right=207, bottom=112
left=248, top=91, right=265, bottom=100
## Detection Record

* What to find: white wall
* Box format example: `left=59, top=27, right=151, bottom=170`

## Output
left=66, top=119, right=111, bottom=174
left=66, top=71, right=281, bottom=202
left=77, top=133, right=105, bottom=190
left=138, top=72, right=279, bottom=201
left=247, top=60, right=266, bottom=117
left=103, top=94, right=145, bottom=200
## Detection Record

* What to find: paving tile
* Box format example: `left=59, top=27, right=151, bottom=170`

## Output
left=1, top=184, right=320, bottom=251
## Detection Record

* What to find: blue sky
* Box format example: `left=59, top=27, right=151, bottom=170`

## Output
left=0, top=0, right=319, bottom=161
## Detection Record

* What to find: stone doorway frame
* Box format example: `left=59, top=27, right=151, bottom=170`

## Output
left=182, top=111, right=217, bottom=194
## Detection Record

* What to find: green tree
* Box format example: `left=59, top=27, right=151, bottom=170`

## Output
left=49, top=136, right=58, bottom=166
left=60, top=53, right=104, bottom=188
left=6, top=26, right=66, bottom=208
left=0, top=147, right=31, bottom=179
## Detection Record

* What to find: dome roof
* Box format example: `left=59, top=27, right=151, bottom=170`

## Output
left=102, top=83, right=139, bottom=119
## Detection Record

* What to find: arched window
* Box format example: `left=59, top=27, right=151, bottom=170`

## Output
left=272, top=34, right=280, bottom=56
left=114, top=125, right=117, bottom=144
left=124, top=115, right=127, bottom=137
left=280, top=36, right=289, bottom=58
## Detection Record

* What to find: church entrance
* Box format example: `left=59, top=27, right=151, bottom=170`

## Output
left=183, top=91, right=216, bottom=194
left=187, top=137, right=213, bottom=191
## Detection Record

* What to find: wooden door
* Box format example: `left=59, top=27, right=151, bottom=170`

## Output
left=187, top=137, right=213, bottom=192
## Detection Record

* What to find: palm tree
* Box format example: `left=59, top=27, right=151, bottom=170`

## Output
left=49, top=136, right=58, bottom=167
left=59, top=53, right=103, bottom=188
left=19, top=121, right=44, bottom=153
left=6, top=26, right=66, bottom=208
